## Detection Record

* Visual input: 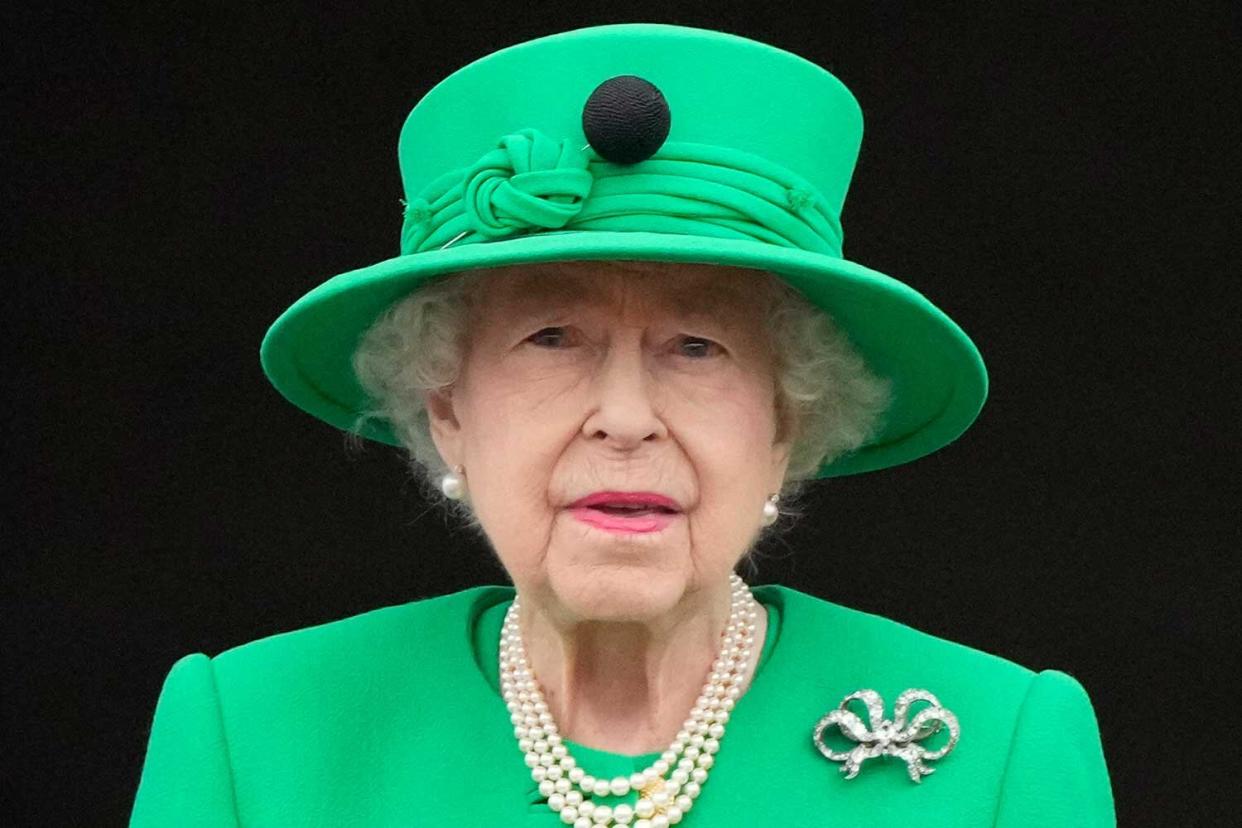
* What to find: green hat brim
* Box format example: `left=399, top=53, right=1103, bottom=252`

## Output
left=260, top=229, right=987, bottom=478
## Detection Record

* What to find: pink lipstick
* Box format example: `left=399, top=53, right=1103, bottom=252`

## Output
left=567, top=491, right=682, bottom=534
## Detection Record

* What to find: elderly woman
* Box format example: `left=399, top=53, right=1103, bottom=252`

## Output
left=130, top=23, right=1114, bottom=828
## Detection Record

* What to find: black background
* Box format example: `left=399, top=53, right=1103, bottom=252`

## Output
left=5, top=3, right=1236, bottom=825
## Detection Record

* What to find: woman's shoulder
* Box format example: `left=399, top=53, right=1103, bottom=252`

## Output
left=205, top=583, right=514, bottom=671
left=151, top=585, right=513, bottom=709
left=751, top=584, right=1113, bottom=824
left=754, top=582, right=1103, bottom=737
left=759, top=582, right=1042, bottom=678
left=133, top=586, right=518, bottom=824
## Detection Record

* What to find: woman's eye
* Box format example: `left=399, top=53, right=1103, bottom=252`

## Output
left=527, top=326, right=571, bottom=348
left=678, top=336, right=722, bottom=359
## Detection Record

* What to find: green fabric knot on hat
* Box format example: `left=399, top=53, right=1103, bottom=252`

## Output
left=461, top=127, right=594, bottom=239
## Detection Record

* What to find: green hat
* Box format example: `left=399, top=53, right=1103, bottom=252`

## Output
left=260, top=22, right=988, bottom=478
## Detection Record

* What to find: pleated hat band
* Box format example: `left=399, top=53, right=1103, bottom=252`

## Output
left=399, top=127, right=844, bottom=257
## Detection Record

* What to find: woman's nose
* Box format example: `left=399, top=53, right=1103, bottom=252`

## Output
left=580, top=334, right=668, bottom=449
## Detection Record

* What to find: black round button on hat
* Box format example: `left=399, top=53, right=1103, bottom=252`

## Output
left=581, top=75, right=671, bottom=165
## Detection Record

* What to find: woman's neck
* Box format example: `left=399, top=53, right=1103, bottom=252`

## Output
left=517, top=583, right=767, bottom=755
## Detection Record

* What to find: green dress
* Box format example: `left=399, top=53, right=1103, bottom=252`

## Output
left=129, top=584, right=1115, bottom=826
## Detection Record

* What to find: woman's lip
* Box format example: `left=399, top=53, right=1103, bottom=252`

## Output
left=568, top=506, right=680, bottom=534
left=568, top=491, right=682, bottom=511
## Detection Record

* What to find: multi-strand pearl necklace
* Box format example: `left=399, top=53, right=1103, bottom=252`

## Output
left=500, top=573, right=759, bottom=826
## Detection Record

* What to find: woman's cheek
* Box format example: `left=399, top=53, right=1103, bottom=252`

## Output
left=684, top=381, right=774, bottom=453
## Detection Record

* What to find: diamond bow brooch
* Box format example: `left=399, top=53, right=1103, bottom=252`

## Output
left=812, top=688, right=961, bottom=783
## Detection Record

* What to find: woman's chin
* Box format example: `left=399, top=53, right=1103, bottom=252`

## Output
left=547, top=567, right=686, bottom=623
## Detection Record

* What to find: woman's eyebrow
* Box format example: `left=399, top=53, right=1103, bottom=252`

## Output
left=502, top=280, right=587, bottom=318
left=663, top=282, right=752, bottom=324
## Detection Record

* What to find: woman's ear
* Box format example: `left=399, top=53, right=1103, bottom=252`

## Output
left=423, top=387, right=463, bottom=468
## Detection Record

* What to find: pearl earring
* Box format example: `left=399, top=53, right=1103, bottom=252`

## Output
left=440, top=464, right=466, bottom=500
left=761, top=493, right=780, bottom=526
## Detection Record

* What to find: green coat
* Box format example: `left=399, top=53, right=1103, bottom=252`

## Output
left=129, top=584, right=1115, bottom=826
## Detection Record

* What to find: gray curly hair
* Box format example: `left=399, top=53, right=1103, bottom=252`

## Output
left=348, top=259, right=891, bottom=551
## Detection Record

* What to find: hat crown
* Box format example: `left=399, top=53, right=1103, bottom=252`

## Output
left=396, top=23, right=863, bottom=246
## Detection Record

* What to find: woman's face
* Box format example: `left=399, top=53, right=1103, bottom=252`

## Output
left=426, top=261, right=791, bottom=621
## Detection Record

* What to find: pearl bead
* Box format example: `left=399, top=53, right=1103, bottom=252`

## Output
left=665, top=805, right=683, bottom=823
left=548, top=793, right=565, bottom=811
left=440, top=471, right=463, bottom=499
left=651, top=816, right=669, bottom=828
left=575, top=819, right=591, bottom=828
left=635, top=798, right=656, bottom=819
left=591, top=805, right=612, bottom=823
left=634, top=821, right=653, bottom=828
left=561, top=806, right=579, bottom=823
left=612, top=803, right=633, bottom=823
left=609, top=776, right=630, bottom=796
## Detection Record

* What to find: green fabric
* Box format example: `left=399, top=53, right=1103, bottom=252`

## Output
left=400, top=131, right=843, bottom=256
left=259, top=23, right=990, bottom=479
left=130, top=584, right=1115, bottom=826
